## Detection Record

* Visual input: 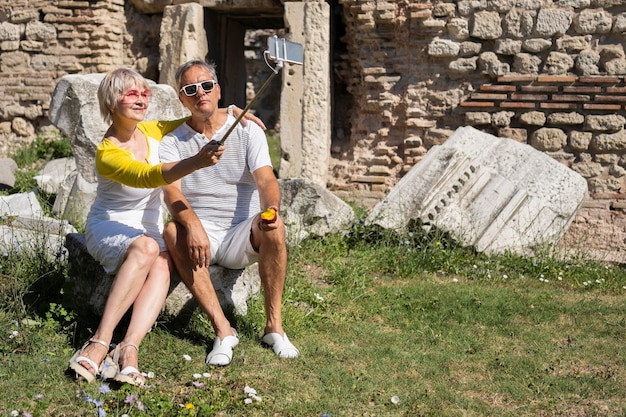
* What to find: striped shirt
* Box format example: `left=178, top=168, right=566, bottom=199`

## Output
left=159, top=115, right=271, bottom=228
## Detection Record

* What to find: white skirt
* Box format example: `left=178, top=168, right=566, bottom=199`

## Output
left=85, top=211, right=165, bottom=274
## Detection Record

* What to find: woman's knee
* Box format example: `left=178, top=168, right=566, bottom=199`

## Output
left=150, top=254, right=172, bottom=284
left=128, top=236, right=160, bottom=260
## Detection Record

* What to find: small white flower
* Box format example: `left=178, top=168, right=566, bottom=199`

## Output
left=203, top=372, right=211, bottom=378
left=10, top=411, right=18, bottom=417
left=391, top=395, right=400, bottom=404
left=146, top=371, right=155, bottom=379
left=9, top=330, right=18, bottom=339
left=503, top=274, right=508, bottom=279
left=251, top=394, right=262, bottom=402
left=244, top=398, right=253, bottom=404
left=473, top=264, right=477, bottom=269
left=452, top=278, right=458, bottom=283
left=244, top=386, right=257, bottom=395
left=583, top=282, right=588, bottom=286
left=595, top=280, right=601, bottom=284
left=314, top=293, right=324, bottom=302
left=557, top=277, right=562, bottom=281
left=193, top=373, right=202, bottom=379
left=183, top=354, right=192, bottom=361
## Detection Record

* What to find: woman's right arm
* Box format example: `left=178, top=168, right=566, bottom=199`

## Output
left=97, top=141, right=224, bottom=188
left=160, top=142, right=224, bottom=183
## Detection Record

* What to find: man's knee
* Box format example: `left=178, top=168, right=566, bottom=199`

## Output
left=163, top=221, right=179, bottom=246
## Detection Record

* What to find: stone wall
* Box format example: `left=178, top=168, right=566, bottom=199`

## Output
left=2, top=0, right=626, bottom=259
left=0, top=0, right=159, bottom=156
left=333, top=0, right=626, bottom=260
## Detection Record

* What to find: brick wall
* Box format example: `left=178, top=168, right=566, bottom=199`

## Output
left=333, top=0, right=626, bottom=260
left=2, top=0, right=626, bottom=259
left=0, top=0, right=157, bottom=156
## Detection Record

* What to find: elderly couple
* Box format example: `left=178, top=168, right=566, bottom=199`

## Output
left=67, top=60, right=299, bottom=386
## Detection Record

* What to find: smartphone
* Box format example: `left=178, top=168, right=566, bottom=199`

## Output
left=267, top=36, right=303, bottom=65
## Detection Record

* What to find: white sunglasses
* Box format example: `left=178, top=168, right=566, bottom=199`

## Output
left=179, top=80, right=218, bottom=96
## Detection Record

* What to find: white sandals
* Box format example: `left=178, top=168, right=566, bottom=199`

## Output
left=110, top=342, right=145, bottom=386
left=68, top=338, right=114, bottom=382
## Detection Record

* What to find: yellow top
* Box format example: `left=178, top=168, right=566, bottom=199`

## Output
left=95, top=118, right=188, bottom=188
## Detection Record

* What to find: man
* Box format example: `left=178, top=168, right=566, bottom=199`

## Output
left=159, top=60, right=299, bottom=366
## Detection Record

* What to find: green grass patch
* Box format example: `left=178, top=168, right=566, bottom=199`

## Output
left=0, top=211, right=625, bottom=416
left=9, top=134, right=72, bottom=170
left=266, top=132, right=280, bottom=173
left=2, top=134, right=73, bottom=217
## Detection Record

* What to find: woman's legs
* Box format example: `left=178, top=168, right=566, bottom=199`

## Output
left=115, top=251, right=172, bottom=374
left=76, top=236, right=161, bottom=375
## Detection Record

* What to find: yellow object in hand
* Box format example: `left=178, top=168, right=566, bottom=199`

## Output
left=261, top=207, right=277, bottom=223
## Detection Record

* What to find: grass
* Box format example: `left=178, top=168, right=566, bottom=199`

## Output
left=1, top=136, right=625, bottom=416
left=0, top=220, right=625, bottom=417
left=2, top=133, right=73, bottom=217
left=266, top=132, right=280, bottom=172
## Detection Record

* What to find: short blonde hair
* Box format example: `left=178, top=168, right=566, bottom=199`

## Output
left=98, top=68, right=149, bottom=123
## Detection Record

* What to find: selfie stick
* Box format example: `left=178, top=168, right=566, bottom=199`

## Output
left=219, top=36, right=303, bottom=145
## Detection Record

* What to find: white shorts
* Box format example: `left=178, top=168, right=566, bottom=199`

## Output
left=201, top=216, right=259, bottom=269
left=85, top=218, right=166, bottom=274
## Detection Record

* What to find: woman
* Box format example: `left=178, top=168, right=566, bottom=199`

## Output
left=68, top=67, right=261, bottom=385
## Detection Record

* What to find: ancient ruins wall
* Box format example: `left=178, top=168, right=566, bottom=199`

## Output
left=334, top=0, right=626, bottom=260
left=0, top=0, right=159, bottom=156
left=2, top=0, right=626, bottom=258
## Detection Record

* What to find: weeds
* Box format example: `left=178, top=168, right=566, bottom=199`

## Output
left=9, top=134, right=72, bottom=170
left=1, top=219, right=625, bottom=416
left=1, top=146, right=625, bottom=415
left=3, top=134, right=72, bottom=218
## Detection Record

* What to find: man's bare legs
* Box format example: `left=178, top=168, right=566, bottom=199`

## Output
left=162, top=221, right=234, bottom=341
left=163, top=214, right=298, bottom=361
left=251, top=215, right=287, bottom=337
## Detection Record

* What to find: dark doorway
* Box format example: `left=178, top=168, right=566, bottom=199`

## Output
left=330, top=0, right=353, bottom=158
left=203, top=6, right=284, bottom=130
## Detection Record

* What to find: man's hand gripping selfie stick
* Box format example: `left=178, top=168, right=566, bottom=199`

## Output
left=219, top=36, right=304, bottom=145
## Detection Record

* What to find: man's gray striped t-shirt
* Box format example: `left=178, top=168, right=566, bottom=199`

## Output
left=159, top=116, right=271, bottom=228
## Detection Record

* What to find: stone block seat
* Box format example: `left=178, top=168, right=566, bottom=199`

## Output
left=63, top=233, right=260, bottom=321
left=60, top=178, right=356, bottom=322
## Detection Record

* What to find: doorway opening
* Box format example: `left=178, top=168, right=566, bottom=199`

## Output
left=204, top=8, right=284, bottom=131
